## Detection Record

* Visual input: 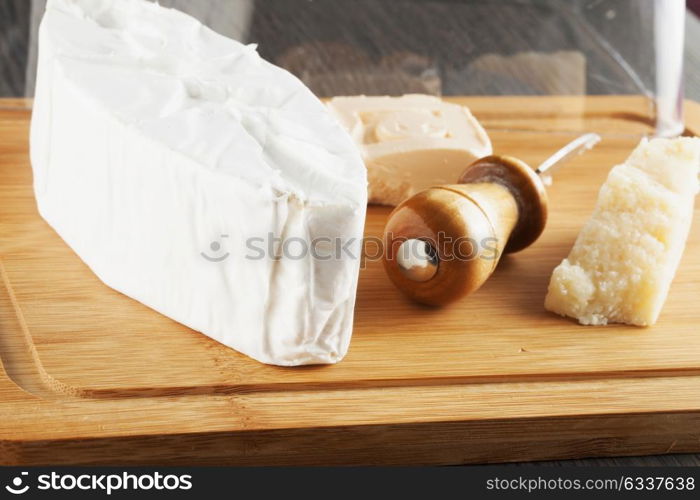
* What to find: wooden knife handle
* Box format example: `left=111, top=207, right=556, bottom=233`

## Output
left=383, top=155, right=548, bottom=306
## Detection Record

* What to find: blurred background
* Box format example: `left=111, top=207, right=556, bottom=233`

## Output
left=0, top=0, right=697, bottom=99
left=2, top=0, right=696, bottom=137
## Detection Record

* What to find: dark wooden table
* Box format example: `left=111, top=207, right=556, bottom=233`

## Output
left=0, top=0, right=699, bottom=466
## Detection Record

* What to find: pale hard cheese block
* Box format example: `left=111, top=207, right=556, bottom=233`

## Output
left=31, top=0, right=367, bottom=365
left=545, top=137, right=700, bottom=326
left=327, top=95, right=492, bottom=206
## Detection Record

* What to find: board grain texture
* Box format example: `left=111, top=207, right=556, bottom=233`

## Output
left=1, top=96, right=699, bottom=466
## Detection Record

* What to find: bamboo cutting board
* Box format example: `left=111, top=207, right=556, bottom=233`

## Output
left=1, top=96, right=700, bottom=466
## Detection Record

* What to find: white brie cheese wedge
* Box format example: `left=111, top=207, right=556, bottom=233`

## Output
left=327, top=95, right=492, bottom=206
left=31, top=0, right=368, bottom=365
left=545, top=137, right=700, bottom=326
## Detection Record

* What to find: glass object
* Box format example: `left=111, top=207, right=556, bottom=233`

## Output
left=0, top=0, right=688, bottom=136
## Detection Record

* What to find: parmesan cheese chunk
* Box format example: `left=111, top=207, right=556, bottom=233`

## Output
left=545, top=137, right=700, bottom=326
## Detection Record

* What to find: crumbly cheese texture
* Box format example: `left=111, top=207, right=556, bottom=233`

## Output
left=327, top=95, right=492, bottom=206
left=31, top=0, right=367, bottom=365
left=545, top=137, right=700, bottom=326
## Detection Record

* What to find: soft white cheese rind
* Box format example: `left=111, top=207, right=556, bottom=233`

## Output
left=31, top=0, right=367, bottom=365
left=545, top=137, right=700, bottom=326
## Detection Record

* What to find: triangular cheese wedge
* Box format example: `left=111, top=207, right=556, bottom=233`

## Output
left=546, top=137, right=700, bottom=326
left=31, top=0, right=368, bottom=365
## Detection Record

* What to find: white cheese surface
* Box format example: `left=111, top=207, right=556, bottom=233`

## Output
left=545, top=137, right=700, bottom=326
left=31, top=0, right=368, bottom=365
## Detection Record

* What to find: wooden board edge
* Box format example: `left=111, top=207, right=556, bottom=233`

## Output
left=2, top=410, right=699, bottom=465
left=3, top=372, right=700, bottom=441
left=685, top=99, right=700, bottom=137
left=0, top=99, right=32, bottom=110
